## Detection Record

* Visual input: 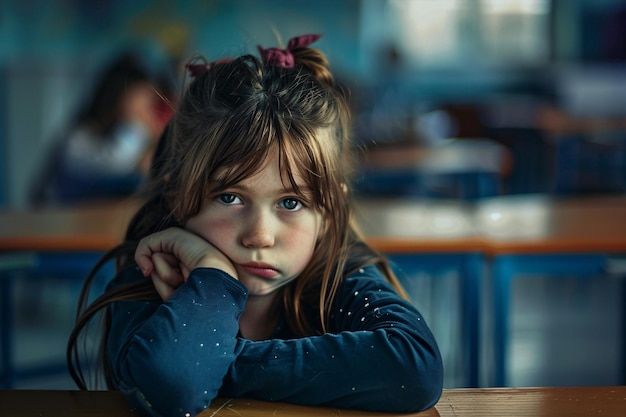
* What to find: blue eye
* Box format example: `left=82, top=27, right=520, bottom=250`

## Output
left=218, top=194, right=241, bottom=205
left=279, top=198, right=302, bottom=211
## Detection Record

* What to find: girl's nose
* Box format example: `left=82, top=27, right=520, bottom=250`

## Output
left=241, top=210, right=275, bottom=248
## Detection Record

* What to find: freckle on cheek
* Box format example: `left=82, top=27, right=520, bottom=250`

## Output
left=212, top=220, right=232, bottom=230
left=219, top=224, right=236, bottom=235
left=198, top=219, right=236, bottom=244
left=287, top=228, right=316, bottom=249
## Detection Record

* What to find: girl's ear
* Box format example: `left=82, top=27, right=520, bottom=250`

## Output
left=341, top=182, right=348, bottom=197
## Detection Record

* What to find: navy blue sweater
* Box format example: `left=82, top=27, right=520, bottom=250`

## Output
left=107, top=265, right=443, bottom=416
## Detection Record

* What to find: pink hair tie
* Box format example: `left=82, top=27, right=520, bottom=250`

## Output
left=258, top=34, right=322, bottom=68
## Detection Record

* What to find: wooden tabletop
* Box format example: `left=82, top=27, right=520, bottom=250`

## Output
left=0, top=198, right=139, bottom=251
left=2, top=386, right=624, bottom=416
left=203, top=387, right=626, bottom=416
left=354, top=198, right=486, bottom=253
left=433, top=386, right=626, bottom=417
left=1, top=195, right=625, bottom=255
left=355, top=195, right=626, bottom=255
left=0, top=389, right=136, bottom=417
left=474, top=194, right=626, bottom=255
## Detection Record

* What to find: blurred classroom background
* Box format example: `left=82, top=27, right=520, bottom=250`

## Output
left=1, top=0, right=625, bottom=391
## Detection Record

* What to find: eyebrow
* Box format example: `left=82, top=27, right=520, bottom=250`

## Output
left=226, top=182, right=313, bottom=196
left=210, top=169, right=315, bottom=198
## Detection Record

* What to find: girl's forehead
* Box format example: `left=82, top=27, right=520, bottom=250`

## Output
left=213, top=152, right=308, bottom=187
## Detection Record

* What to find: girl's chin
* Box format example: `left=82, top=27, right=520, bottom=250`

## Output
left=239, top=276, right=293, bottom=297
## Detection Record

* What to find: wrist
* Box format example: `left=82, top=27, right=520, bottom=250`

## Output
left=197, top=258, right=238, bottom=280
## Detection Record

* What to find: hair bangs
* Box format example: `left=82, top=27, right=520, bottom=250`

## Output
left=208, top=106, right=280, bottom=187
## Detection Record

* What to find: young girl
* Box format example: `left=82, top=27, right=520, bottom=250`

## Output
left=67, top=34, right=443, bottom=417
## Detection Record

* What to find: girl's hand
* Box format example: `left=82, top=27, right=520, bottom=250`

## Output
left=135, top=227, right=238, bottom=301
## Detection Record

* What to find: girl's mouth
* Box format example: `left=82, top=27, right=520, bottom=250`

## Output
left=241, top=262, right=279, bottom=279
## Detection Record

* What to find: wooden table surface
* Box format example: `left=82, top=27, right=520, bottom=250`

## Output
left=0, top=389, right=136, bottom=417
left=353, top=198, right=485, bottom=253
left=355, top=195, right=626, bottom=255
left=2, top=386, right=625, bottom=416
left=1, top=195, right=625, bottom=255
left=474, top=194, right=626, bottom=255
left=0, top=198, right=139, bottom=251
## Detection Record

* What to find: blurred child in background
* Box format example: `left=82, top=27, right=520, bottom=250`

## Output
left=31, top=51, right=174, bottom=205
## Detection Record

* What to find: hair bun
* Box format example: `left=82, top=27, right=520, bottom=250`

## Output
left=292, top=48, right=334, bottom=87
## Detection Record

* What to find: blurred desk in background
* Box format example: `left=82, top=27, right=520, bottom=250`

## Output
left=476, top=195, right=626, bottom=387
left=355, top=198, right=486, bottom=388
left=355, top=139, right=510, bottom=200
left=0, top=198, right=139, bottom=388
left=0, top=198, right=139, bottom=251
left=356, top=195, right=626, bottom=387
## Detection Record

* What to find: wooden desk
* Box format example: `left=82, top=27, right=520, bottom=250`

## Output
left=3, top=194, right=623, bottom=266
left=0, top=389, right=137, bottom=417
left=356, top=194, right=626, bottom=255
left=2, top=386, right=625, bottom=416
left=0, top=198, right=139, bottom=251
left=0, top=199, right=139, bottom=388
left=358, top=139, right=510, bottom=200
left=356, top=195, right=626, bottom=388
left=354, top=198, right=485, bottom=388
left=476, top=194, right=626, bottom=255
left=354, top=198, right=485, bottom=253
left=473, top=195, right=626, bottom=387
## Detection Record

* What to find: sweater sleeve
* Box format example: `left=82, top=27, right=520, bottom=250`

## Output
left=221, top=265, right=443, bottom=412
left=107, top=267, right=248, bottom=417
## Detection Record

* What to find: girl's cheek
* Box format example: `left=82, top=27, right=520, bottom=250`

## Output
left=286, top=222, right=319, bottom=249
left=200, top=218, right=236, bottom=243
left=186, top=213, right=233, bottom=242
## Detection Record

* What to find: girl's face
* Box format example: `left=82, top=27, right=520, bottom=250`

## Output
left=185, top=152, right=324, bottom=297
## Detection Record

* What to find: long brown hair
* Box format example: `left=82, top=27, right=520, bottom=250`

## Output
left=67, top=42, right=407, bottom=390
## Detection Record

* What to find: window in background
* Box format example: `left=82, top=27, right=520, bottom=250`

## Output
left=480, top=0, right=550, bottom=65
left=377, top=0, right=551, bottom=70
